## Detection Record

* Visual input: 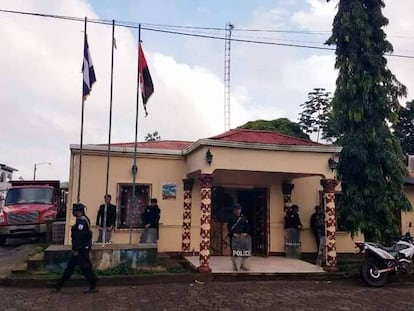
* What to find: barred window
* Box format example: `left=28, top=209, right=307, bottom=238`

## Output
left=117, top=183, right=150, bottom=229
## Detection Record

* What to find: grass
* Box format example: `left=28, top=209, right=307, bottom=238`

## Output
left=97, top=266, right=158, bottom=276
left=26, top=243, right=48, bottom=259
left=19, top=250, right=190, bottom=278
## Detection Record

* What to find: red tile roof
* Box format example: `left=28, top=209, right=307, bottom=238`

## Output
left=209, top=129, right=322, bottom=146
left=99, top=129, right=321, bottom=151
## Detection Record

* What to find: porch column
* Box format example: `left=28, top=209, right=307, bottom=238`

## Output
left=181, top=178, right=194, bottom=252
left=320, top=178, right=338, bottom=272
left=282, top=182, right=295, bottom=209
left=198, top=173, right=213, bottom=273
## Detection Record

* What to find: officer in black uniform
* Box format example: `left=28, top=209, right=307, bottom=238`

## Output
left=54, top=203, right=97, bottom=293
left=227, top=204, right=250, bottom=271
left=140, top=198, right=161, bottom=243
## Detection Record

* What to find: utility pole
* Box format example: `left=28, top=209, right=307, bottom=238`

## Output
left=224, top=22, right=234, bottom=132
left=33, top=162, right=51, bottom=180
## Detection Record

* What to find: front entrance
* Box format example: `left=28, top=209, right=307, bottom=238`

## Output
left=211, top=187, right=268, bottom=256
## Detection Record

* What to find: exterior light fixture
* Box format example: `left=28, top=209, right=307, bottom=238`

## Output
left=328, top=154, right=339, bottom=171
left=205, top=148, right=213, bottom=165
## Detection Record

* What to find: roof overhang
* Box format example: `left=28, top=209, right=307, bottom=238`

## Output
left=0, top=164, right=18, bottom=172
left=70, top=144, right=183, bottom=156
left=184, top=138, right=342, bottom=154
left=71, top=139, right=341, bottom=157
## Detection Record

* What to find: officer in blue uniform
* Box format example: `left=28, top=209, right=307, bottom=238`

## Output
left=54, top=203, right=97, bottom=293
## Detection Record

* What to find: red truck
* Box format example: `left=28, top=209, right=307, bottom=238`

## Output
left=0, top=180, right=67, bottom=245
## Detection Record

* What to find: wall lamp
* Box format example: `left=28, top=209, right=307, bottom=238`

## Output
left=328, top=154, right=339, bottom=171
left=205, top=148, right=213, bottom=165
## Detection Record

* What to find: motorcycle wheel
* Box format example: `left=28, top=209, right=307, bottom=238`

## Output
left=360, top=257, right=390, bottom=287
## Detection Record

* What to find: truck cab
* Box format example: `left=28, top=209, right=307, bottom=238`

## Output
left=0, top=180, right=66, bottom=245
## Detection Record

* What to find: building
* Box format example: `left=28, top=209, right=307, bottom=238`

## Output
left=0, top=164, right=18, bottom=205
left=65, top=129, right=414, bottom=272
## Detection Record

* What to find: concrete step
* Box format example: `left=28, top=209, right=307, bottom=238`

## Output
left=11, top=262, right=28, bottom=275
left=27, top=252, right=44, bottom=271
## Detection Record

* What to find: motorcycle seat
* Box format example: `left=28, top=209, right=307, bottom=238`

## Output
left=378, top=244, right=397, bottom=252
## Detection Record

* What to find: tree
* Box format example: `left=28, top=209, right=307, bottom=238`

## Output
left=145, top=131, right=161, bottom=142
left=326, top=0, right=411, bottom=242
left=238, top=118, right=310, bottom=140
left=394, top=100, right=414, bottom=156
left=298, top=88, right=333, bottom=142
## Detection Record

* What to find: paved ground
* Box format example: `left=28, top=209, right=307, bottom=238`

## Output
left=0, top=238, right=40, bottom=277
left=1, top=279, right=414, bottom=310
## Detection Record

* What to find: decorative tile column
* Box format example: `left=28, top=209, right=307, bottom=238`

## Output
left=282, top=182, right=295, bottom=209
left=181, top=178, right=194, bottom=252
left=320, top=178, right=338, bottom=272
left=198, top=174, right=213, bottom=273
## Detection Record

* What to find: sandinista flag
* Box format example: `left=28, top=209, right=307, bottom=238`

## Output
left=138, top=43, right=154, bottom=116
left=82, top=35, right=96, bottom=100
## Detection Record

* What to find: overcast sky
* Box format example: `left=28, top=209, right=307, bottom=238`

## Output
left=0, top=0, right=413, bottom=181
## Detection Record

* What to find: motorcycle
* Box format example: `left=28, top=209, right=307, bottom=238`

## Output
left=355, top=223, right=414, bottom=287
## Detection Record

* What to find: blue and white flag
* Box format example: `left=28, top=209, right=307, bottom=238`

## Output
left=82, top=35, right=96, bottom=100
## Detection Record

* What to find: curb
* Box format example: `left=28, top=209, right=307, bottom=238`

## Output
left=0, top=272, right=357, bottom=288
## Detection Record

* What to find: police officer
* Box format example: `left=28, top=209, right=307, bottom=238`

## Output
left=227, top=204, right=250, bottom=271
left=140, top=198, right=161, bottom=243
left=54, top=203, right=97, bottom=293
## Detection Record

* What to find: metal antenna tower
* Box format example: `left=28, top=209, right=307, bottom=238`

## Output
left=224, top=22, right=234, bottom=131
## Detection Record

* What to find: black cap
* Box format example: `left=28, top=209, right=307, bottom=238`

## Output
left=150, top=198, right=157, bottom=204
left=72, top=203, right=86, bottom=211
left=233, top=203, right=242, bottom=210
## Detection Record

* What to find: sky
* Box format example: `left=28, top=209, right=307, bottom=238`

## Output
left=0, top=0, right=413, bottom=182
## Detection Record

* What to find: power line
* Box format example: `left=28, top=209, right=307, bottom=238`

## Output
left=1, top=8, right=414, bottom=59
left=141, top=26, right=336, bottom=52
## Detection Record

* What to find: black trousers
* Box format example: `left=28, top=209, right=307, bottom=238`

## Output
left=58, top=250, right=96, bottom=288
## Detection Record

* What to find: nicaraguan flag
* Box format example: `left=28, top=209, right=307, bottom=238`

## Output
left=138, top=43, right=154, bottom=116
left=82, top=35, right=96, bottom=100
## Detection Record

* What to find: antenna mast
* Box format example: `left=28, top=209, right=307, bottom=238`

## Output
left=224, top=22, right=234, bottom=131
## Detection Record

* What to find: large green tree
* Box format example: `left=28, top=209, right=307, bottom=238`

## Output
left=393, top=100, right=414, bottom=156
left=327, top=0, right=411, bottom=242
left=238, top=118, right=310, bottom=140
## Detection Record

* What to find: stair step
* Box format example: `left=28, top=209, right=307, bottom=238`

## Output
left=11, top=263, right=28, bottom=274
left=27, top=252, right=45, bottom=271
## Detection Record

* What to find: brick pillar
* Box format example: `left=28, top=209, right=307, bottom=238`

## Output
left=320, top=178, right=338, bottom=272
left=198, top=174, right=213, bottom=273
left=282, top=182, right=295, bottom=210
left=181, top=178, right=194, bottom=252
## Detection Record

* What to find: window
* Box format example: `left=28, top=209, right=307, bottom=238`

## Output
left=117, top=183, right=150, bottom=229
left=5, top=188, right=53, bottom=205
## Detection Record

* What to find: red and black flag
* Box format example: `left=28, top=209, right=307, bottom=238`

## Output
left=138, top=42, right=154, bottom=116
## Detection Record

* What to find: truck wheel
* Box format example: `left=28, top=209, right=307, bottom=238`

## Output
left=360, top=257, right=389, bottom=287
left=0, top=236, right=6, bottom=246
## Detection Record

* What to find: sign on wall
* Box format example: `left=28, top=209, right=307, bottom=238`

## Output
left=162, top=183, right=177, bottom=200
